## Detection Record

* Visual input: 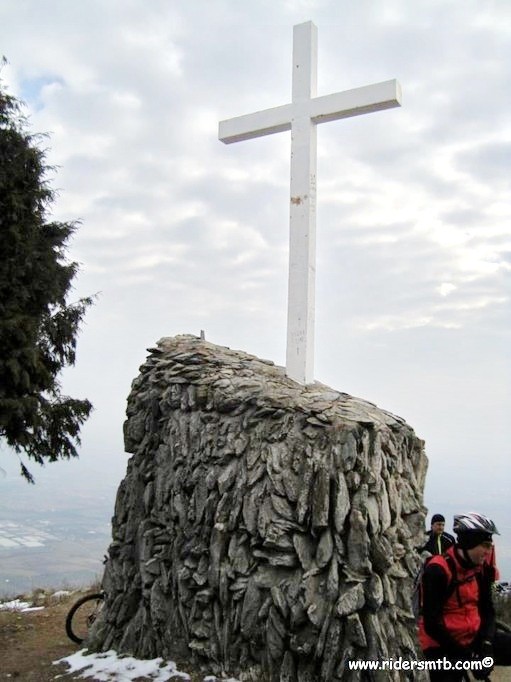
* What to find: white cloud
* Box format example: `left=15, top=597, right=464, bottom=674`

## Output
left=438, top=282, right=456, bottom=297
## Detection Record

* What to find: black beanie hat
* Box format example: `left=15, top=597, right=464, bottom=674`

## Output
left=431, top=514, right=445, bottom=524
left=456, top=530, right=493, bottom=550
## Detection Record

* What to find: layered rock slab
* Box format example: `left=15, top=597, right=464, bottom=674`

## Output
left=89, top=334, right=428, bottom=681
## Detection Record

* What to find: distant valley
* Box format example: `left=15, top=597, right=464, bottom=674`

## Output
left=0, top=462, right=119, bottom=597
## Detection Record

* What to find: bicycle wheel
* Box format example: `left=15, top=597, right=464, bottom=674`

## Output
left=65, top=592, right=105, bottom=644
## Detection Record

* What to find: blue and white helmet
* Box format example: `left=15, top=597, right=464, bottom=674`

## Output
left=453, top=512, right=499, bottom=536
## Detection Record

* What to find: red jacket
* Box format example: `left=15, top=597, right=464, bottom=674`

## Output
left=418, top=546, right=483, bottom=650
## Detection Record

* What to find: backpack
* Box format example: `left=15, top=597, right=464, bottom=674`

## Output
left=412, top=551, right=478, bottom=621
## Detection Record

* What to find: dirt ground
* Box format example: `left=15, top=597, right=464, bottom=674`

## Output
left=0, top=592, right=85, bottom=681
left=0, top=592, right=509, bottom=681
left=0, top=591, right=202, bottom=681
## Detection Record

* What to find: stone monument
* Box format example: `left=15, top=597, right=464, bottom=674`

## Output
left=89, top=335, right=428, bottom=681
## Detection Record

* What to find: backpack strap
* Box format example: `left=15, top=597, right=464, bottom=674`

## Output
left=442, top=551, right=479, bottom=607
left=443, top=552, right=460, bottom=604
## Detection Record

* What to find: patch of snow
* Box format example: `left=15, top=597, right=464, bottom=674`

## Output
left=19, top=537, right=45, bottom=547
left=54, top=649, right=190, bottom=681
left=0, top=537, right=20, bottom=548
left=52, top=589, right=72, bottom=599
left=21, top=605, right=45, bottom=612
left=0, top=598, right=45, bottom=612
left=54, top=649, right=242, bottom=681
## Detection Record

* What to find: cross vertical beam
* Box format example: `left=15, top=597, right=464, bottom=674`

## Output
left=287, top=22, right=318, bottom=384
left=219, top=21, right=402, bottom=384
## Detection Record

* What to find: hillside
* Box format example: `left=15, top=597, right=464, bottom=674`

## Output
left=0, top=590, right=206, bottom=681
left=0, top=591, right=86, bottom=680
left=1, top=590, right=509, bottom=681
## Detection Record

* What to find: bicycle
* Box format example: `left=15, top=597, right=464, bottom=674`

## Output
left=65, top=591, right=105, bottom=644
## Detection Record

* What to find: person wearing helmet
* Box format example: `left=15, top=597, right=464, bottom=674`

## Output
left=418, top=512, right=511, bottom=680
left=418, top=513, right=455, bottom=555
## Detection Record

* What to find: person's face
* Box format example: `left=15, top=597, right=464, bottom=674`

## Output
left=466, top=541, right=493, bottom=565
left=431, top=521, right=445, bottom=535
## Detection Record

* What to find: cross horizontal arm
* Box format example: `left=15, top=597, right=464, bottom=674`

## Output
left=219, top=103, right=293, bottom=144
left=310, top=79, right=402, bottom=124
left=219, top=79, right=401, bottom=145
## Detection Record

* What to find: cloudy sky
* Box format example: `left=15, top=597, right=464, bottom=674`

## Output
left=1, top=1, right=510, bottom=573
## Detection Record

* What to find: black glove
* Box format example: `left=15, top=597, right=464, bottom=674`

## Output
left=471, top=640, right=494, bottom=680
left=479, top=640, right=493, bottom=659
left=472, top=667, right=491, bottom=681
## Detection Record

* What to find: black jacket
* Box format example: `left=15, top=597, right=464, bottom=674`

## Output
left=418, top=530, right=455, bottom=555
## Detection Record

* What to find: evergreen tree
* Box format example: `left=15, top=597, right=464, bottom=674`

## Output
left=0, top=77, right=93, bottom=482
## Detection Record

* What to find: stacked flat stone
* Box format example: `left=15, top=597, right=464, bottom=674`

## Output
left=89, top=334, right=428, bottom=681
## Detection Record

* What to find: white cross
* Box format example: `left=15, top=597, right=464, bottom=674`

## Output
left=219, top=21, right=401, bottom=385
